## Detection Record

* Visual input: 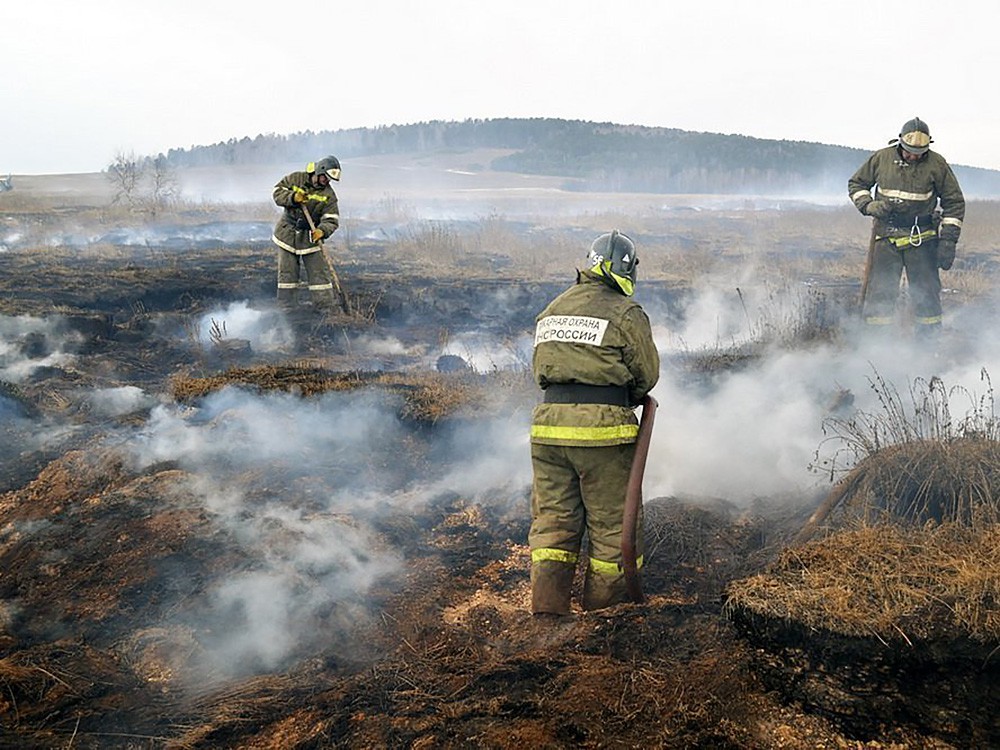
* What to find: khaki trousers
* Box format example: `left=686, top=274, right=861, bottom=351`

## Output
left=529, top=442, right=640, bottom=614
left=276, top=249, right=335, bottom=311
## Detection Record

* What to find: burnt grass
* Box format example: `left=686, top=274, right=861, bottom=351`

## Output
left=0, top=222, right=996, bottom=748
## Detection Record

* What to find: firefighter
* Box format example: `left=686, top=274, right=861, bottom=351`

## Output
left=529, top=230, right=660, bottom=616
left=849, top=117, right=965, bottom=338
left=271, top=156, right=341, bottom=312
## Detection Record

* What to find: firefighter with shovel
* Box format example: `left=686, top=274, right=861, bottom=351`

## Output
left=529, top=231, right=660, bottom=619
left=271, top=155, right=349, bottom=315
left=849, top=117, right=965, bottom=340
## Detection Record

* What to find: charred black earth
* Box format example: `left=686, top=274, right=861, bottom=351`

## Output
left=1, top=222, right=997, bottom=749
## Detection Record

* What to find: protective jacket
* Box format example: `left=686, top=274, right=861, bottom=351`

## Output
left=271, top=171, right=340, bottom=255
left=531, top=270, right=660, bottom=447
left=849, top=146, right=964, bottom=245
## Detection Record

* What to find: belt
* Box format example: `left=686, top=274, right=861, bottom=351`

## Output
left=543, top=383, right=629, bottom=406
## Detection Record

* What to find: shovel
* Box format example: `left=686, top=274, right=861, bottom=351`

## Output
left=301, top=205, right=351, bottom=315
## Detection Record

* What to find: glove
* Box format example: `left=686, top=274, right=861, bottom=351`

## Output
left=864, top=200, right=892, bottom=219
left=292, top=188, right=308, bottom=204
left=310, top=228, right=324, bottom=243
left=937, top=239, right=957, bottom=271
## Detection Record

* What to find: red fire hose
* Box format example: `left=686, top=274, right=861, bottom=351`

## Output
left=622, top=394, right=657, bottom=603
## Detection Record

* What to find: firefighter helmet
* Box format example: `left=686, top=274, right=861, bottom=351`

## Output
left=308, top=155, right=341, bottom=181
left=898, top=117, right=932, bottom=155
left=587, top=230, right=638, bottom=296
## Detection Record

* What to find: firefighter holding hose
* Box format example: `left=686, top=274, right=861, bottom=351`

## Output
left=271, top=156, right=342, bottom=313
left=529, top=230, right=660, bottom=618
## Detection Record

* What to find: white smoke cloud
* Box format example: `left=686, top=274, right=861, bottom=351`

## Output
left=0, top=314, right=77, bottom=382
left=440, top=331, right=532, bottom=372
left=418, top=414, right=533, bottom=503
left=122, top=384, right=532, bottom=678
left=645, top=283, right=1000, bottom=504
left=194, top=301, right=294, bottom=352
left=83, top=385, right=158, bottom=417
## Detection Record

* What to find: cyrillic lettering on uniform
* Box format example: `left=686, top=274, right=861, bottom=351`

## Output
left=534, top=315, right=610, bottom=347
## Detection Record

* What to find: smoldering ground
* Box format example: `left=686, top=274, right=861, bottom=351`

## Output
left=644, top=279, right=1000, bottom=503
left=6, top=165, right=1000, bottom=745
left=102, top=382, right=532, bottom=686
left=110, top=274, right=1000, bottom=701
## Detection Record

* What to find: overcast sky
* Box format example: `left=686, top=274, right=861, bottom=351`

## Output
left=4, top=0, right=999, bottom=175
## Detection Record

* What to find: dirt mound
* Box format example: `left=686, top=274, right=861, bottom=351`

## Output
left=726, top=524, right=1000, bottom=744
left=797, top=436, right=1000, bottom=544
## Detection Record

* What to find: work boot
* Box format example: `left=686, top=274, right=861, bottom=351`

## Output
left=530, top=561, right=575, bottom=615
left=277, top=288, right=299, bottom=314
left=581, top=569, right=631, bottom=611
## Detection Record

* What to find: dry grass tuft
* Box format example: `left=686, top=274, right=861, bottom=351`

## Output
left=169, top=364, right=530, bottom=423
left=813, top=437, right=1000, bottom=532
left=802, top=369, right=1000, bottom=540
left=726, top=523, right=1000, bottom=643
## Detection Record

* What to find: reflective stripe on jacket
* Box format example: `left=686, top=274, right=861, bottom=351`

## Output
left=271, top=171, right=340, bottom=255
left=531, top=270, right=660, bottom=447
left=848, top=146, right=965, bottom=243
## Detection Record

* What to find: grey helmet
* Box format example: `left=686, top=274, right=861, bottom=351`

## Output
left=587, top=230, right=638, bottom=295
left=897, top=117, right=932, bottom=155
left=308, top=155, right=341, bottom=181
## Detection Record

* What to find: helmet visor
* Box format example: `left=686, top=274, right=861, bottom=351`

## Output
left=900, top=130, right=931, bottom=154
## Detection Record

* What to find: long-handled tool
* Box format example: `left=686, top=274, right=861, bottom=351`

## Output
left=858, top=220, right=877, bottom=317
left=622, top=394, right=658, bottom=603
left=301, top=205, right=351, bottom=315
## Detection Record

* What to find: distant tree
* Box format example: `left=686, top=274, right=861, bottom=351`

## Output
left=106, top=151, right=178, bottom=215
left=148, top=155, right=178, bottom=215
left=107, top=151, right=144, bottom=209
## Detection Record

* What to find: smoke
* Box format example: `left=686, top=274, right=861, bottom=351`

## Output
left=416, top=413, right=533, bottom=504
left=120, top=383, right=532, bottom=679
left=645, top=282, right=1000, bottom=504
left=440, top=330, right=532, bottom=372
left=0, top=314, right=78, bottom=382
left=82, top=386, right=158, bottom=417
left=187, top=479, right=403, bottom=676
left=193, top=301, right=294, bottom=352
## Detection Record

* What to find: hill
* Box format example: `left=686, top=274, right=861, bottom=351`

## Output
left=159, top=118, right=1000, bottom=197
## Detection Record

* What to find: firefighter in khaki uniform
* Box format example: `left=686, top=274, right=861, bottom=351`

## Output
left=529, top=231, right=660, bottom=616
left=271, top=156, right=342, bottom=312
left=849, top=117, right=965, bottom=338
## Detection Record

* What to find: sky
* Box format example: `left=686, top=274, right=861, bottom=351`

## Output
left=4, top=0, right=1000, bottom=175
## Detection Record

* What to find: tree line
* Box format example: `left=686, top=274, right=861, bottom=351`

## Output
left=143, top=119, right=1000, bottom=196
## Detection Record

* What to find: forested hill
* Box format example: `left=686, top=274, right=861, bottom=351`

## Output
left=162, top=118, right=1000, bottom=196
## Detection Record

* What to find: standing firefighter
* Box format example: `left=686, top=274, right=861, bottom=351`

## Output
left=529, top=230, right=660, bottom=617
left=849, top=117, right=965, bottom=338
left=271, top=156, right=342, bottom=312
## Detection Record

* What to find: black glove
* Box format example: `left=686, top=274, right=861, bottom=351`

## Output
left=864, top=199, right=892, bottom=219
left=937, top=239, right=957, bottom=271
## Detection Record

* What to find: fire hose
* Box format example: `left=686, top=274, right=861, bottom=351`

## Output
left=622, top=394, right=657, bottom=603
left=300, top=205, right=351, bottom=315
